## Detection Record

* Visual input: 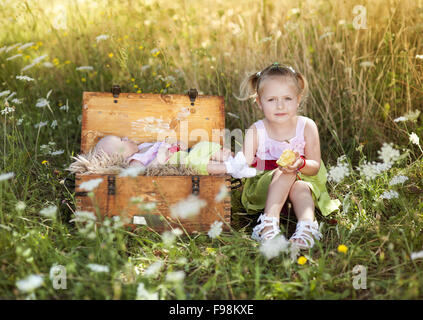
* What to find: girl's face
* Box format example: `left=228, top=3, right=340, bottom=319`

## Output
left=256, top=76, right=300, bottom=124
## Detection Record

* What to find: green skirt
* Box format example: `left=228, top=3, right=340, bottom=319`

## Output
left=241, top=160, right=341, bottom=217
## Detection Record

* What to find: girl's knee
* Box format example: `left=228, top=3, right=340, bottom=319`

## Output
left=289, top=181, right=311, bottom=199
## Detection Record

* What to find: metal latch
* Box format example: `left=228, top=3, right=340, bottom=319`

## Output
left=187, top=88, right=198, bottom=106
left=191, top=175, right=200, bottom=195
left=111, top=85, right=121, bottom=103
left=108, top=175, right=116, bottom=195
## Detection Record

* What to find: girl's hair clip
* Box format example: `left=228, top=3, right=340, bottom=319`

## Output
left=287, top=66, right=296, bottom=74
left=256, top=71, right=261, bottom=77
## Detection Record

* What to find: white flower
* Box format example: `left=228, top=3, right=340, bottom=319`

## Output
left=32, top=54, right=48, bottom=65
left=16, top=75, right=35, bottom=82
left=411, top=250, right=423, bottom=260
left=71, top=210, right=97, bottom=222
left=76, top=66, right=94, bottom=72
left=15, top=201, right=26, bottom=211
left=208, top=221, right=223, bottom=238
left=0, top=90, right=11, bottom=97
left=144, top=261, right=164, bottom=277
left=16, top=275, right=44, bottom=292
left=79, top=178, right=103, bottom=191
left=42, top=62, right=54, bottom=68
left=170, top=195, right=206, bottom=219
left=393, top=116, right=406, bottom=122
left=18, top=42, right=35, bottom=50
left=328, top=156, right=351, bottom=183
left=96, top=34, right=110, bottom=42
left=389, top=175, right=409, bottom=186
left=1, top=106, right=15, bottom=115
left=394, top=110, right=420, bottom=122
left=136, top=283, right=159, bottom=300
left=0, top=172, right=14, bottom=181
left=17, top=118, right=23, bottom=125
left=172, top=228, right=183, bottom=236
left=34, top=121, right=48, bottom=128
left=215, top=184, right=228, bottom=202
left=6, top=53, right=23, bottom=61
left=409, top=132, right=420, bottom=146
left=87, top=264, right=109, bottom=273
left=21, top=63, right=35, bottom=72
left=35, top=98, right=49, bottom=108
left=259, top=235, right=290, bottom=260
left=50, top=150, right=64, bottom=156
left=165, top=270, right=185, bottom=282
left=358, top=161, right=391, bottom=181
left=416, top=55, right=423, bottom=60
left=161, top=231, right=176, bottom=246
left=40, top=205, right=57, bottom=219
left=378, top=142, right=400, bottom=165
left=360, top=61, right=374, bottom=68
left=379, top=190, right=399, bottom=200
left=119, top=166, right=145, bottom=177
left=11, top=98, right=23, bottom=104
left=51, top=120, right=58, bottom=128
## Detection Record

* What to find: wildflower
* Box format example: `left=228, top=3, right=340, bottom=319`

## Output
left=71, top=210, right=96, bottom=222
left=409, top=132, right=420, bottom=146
left=208, top=221, right=223, bottom=239
left=379, top=190, right=399, bottom=200
left=172, top=228, right=183, bottom=236
left=136, top=283, right=159, bottom=300
left=16, top=75, right=35, bottom=81
left=410, top=250, right=423, bottom=260
left=41, top=160, right=48, bottom=165
left=51, top=120, right=58, bottom=129
left=1, top=106, right=15, bottom=116
left=11, top=98, right=23, bottom=104
left=161, top=231, right=176, bottom=246
left=76, top=66, right=94, bottom=72
left=0, top=90, right=11, bottom=98
left=358, top=161, right=391, bottom=181
left=290, top=243, right=300, bottom=261
left=328, top=155, right=351, bottom=183
left=297, top=256, right=307, bottom=265
left=18, top=42, right=35, bottom=50
left=39, top=205, right=57, bottom=219
left=0, top=172, right=14, bottom=181
left=151, top=48, right=160, bottom=57
left=6, top=53, right=23, bottom=61
left=79, top=178, right=103, bottom=191
left=15, top=201, right=26, bottom=211
left=87, top=264, right=109, bottom=273
left=416, top=55, right=423, bottom=60
left=378, top=142, right=400, bottom=165
left=50, top=150, right=64, bottom=156
left=215, top=184, right=229, bottom=202
left=96, top=34, right=110, bottom=42
left=118, top=166, right=146, bottom=177
left=360, top=61, right=374, bottom=68
left=81, top=77, right=86, bottom=82
left=389, top=175, right=408, bottom=186
left=16, top=275, right=44, bottom=292
left=43, top=62, right=54, bottom=68
left=34, top=121, right=48, bottom=129
left=165, top=271, right=185, bottom=282
left=35, top=98, right=49, bottom=108
left=393, top=116, right=406, bottom=122
left=259, top=235, right=290, bottom=260
left=394, top=110, right=421, bottom=122
left=108, top=53, right=114, bottom=58
left=32, top=54, right=48, bottom=65
left=144, top=261, right=164, bottom=278
left=170, top=195, right=206, bottom=219
left=337, top=244, right=348, bottom=254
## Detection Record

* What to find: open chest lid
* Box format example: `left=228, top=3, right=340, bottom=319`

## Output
left=80, top=87, right=226, bottom=153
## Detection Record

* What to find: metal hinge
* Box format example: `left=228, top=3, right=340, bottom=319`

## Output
left=108, top=175, right=116, bottom=195
left=191, top=175, right=200, bottom=195
left=111, top=85, right=121, bottom=103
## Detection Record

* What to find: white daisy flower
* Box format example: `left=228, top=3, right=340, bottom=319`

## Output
left=39, top=205, right=57, bottom=219
left=144, top=261, right=164, bottom=278
left=71, top=210, right=97, bottom=222
left=378, top=142, right=400, bottom=165
left=393, top=116, right=406, bottom=122
left=96, top=34, right=110, bottom=42
left=79, top=178, right=103, bottom=191
left=136, top=283, right=159, bottom=300
left=379, top=190, right=399, bottom=200
left=16, top=275, right=44, bottom=292
left=76, top=66, right=94, bottom=72
left=215, top=184, right=229, bottom=202
left=16, top=75, right=35, bottom=82
left=165, top=270, right=185, bottom=282
left=411, top=250, right=423, bottom=260
left=409, top=132, right=420, bottom=146
left=0, top=172, right=14, bottom=181
left=259, top=235, right=290, bottom=260
left=208, top=221, right=223, bottom=238
left=87, top=264, right=109, bottom=273
left=328, top=156, right=351, bottom=183
left=170, top=195, right=206, bottom=219
left=389, top=175, right=408, bottom=186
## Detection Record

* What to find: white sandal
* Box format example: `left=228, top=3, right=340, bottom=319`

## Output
left=289, top=220, right=322, bottom=249
left=251, top=213, right=281, bottom=242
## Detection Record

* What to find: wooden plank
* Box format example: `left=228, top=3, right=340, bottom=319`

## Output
left=81, top=92, right=226, bottom=153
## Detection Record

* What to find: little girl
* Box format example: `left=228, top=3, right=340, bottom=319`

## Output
left=236, top=63, right=341, bottom=248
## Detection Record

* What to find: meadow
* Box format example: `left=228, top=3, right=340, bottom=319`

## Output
left=0, top=0, right=422, bottom=299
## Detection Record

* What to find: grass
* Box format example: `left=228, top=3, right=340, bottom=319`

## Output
left=0, top=0, right=423, bottom=299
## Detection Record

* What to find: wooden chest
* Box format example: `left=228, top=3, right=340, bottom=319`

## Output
left=74, top=87, right=231, bottom=233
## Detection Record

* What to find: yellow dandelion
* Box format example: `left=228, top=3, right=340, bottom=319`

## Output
left=297, top=256, right=307, bottom=265
left=153, top=51, right=160, bottom=57
left=81, top=77, right=86, bottom=82
left=64, top=60, right=71, bottom=64
left=41, top=160, right=49, bottom=165
left=134, top=84, right=138, bottom=88
left=25, top=55, right=31, bottom=60
left=108, top=53, right=114, bottom=58
left=37, top=41, right=43, bottom=46
left=138, top=45, right=143, bottom=50
left=337, top=244, right=348, bottom=254
left=131, top=78, right=135, bottom=82
left=206, top=247, right=216, bottom=254
left=136, top=90, right=141, bottom=93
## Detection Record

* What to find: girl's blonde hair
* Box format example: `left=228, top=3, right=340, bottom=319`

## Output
left=235, top=63, right=309, bottom=109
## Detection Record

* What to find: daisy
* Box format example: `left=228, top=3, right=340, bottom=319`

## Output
left=0, top=172, right=14, bottom=181
left=96, top=34, right=110, bottom=42
left=259, top=234, right=290, bottom=260
left=16, top=75, right=35, bottom=81
left=16, top=275, right=44, bottom=292
left=208, top=221, right=223, bottom=238
left=76, top=66, right=94, bottom=72
left=409, top=132, right=420, bottom=146
left=389, top=175, right=408, bottom=186
left=170, top=195, right=206, bottom=219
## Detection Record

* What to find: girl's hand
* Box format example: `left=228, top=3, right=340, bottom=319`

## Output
left=278, top=151, right=303, bottom=174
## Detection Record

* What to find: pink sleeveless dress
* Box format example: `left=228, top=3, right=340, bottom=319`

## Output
left=241, top=116, right=341, bottom=217
left=252, top=116, right=307, bottom=171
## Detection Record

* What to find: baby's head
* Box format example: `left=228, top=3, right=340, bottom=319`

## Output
left=93, top=135, right=139, bottom=158
left=236, top=63, right=309, bottom=114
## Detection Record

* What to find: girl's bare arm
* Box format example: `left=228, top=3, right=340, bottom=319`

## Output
left=243, top=125, right=258, bottom=166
